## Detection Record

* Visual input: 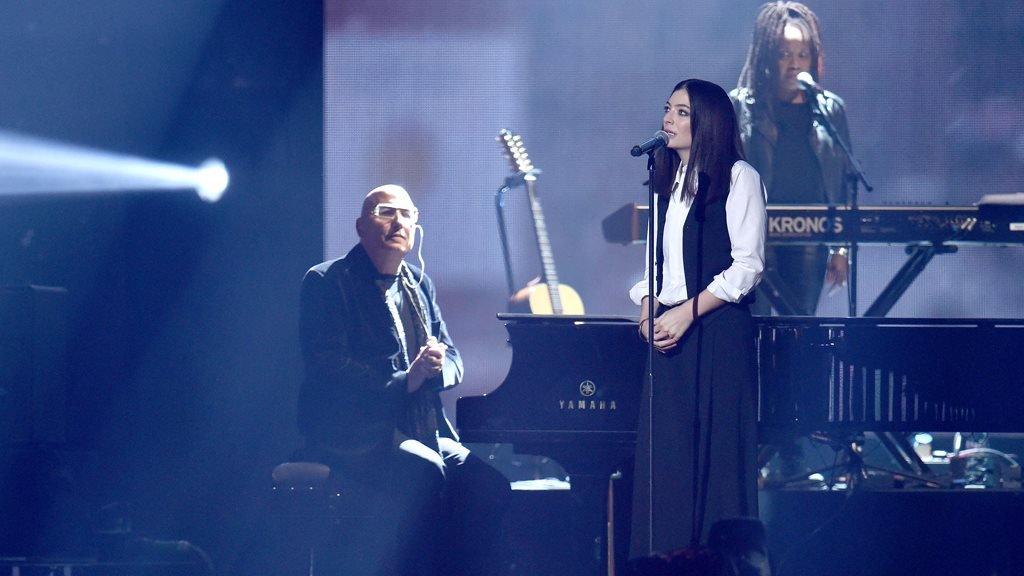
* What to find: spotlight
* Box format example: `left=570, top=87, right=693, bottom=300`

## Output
left=195, top=158, right=229, bottom=203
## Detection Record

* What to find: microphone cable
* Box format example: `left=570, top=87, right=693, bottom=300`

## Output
left=401, top=224, right=427, bottom=291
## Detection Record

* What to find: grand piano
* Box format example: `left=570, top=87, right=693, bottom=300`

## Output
left=457, top=313, right=1024, bottom=574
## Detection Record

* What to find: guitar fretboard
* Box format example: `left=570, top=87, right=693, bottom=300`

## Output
left=526, top=179, right=563, bottom=314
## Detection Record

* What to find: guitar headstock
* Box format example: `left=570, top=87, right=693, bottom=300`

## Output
left=497, top=128, right=539, bottom=180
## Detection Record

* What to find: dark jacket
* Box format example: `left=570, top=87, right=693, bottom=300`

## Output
left=297, top=243, right=462, bottom=456
left=730, top=86, right=852, bottom=205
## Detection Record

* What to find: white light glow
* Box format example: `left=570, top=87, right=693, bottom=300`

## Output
left=196, top=158, right=230, bottom=203
left=0, top=130, right=229, bottom=202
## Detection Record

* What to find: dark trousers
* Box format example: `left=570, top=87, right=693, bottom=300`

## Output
left=753, top=245, right=827, bottom=316
left=308, top=438, right=511, bottom=576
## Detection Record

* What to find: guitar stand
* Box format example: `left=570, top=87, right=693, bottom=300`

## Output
left=777, top=432, right=941, bottom=490
left=495, top=179, right=519, bottom=301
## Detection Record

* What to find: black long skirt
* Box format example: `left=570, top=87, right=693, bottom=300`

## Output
left=629, top=302, right=758, bottom=557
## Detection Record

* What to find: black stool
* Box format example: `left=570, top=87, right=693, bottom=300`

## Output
left=269, top=461, right=384, bottom=576
left=270, top=462, right=333, bottom=576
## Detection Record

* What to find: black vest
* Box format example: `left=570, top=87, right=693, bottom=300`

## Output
left=654, top=188, right=754, bottom=306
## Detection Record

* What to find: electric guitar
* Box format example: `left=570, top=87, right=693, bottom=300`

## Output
left=497, top=129, right=584, bottom=315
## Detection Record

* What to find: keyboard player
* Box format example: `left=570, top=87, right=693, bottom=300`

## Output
left=731, top=1, right=854, bottom=315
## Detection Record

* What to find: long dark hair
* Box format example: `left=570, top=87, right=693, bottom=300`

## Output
left=737, top=1, right=825, bottom=120
left=653, top=79, right=745, bottom=205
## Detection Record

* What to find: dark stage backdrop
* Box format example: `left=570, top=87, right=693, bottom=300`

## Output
left=325, top=0, right=1024, bottom=407
left=0, top=1, right=322, bottom=570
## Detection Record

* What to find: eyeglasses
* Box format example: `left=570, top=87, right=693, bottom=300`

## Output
left=371, top=203, right=419, bottom=223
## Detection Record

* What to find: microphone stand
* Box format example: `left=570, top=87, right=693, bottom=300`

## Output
left=643, top=151, right=657, bottom=554
left=807, top=92, right=872, bottom=316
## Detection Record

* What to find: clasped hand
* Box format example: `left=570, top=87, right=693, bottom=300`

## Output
left=639, top=305, right=694, bottom=353
left=407, top=337, right=446, bottom=393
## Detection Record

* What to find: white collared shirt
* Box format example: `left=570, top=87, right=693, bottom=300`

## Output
left=629, top=160, right=767, bottom=306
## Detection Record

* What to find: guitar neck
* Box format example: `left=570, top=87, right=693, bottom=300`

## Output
left=525, top=180, right=564, bottom=314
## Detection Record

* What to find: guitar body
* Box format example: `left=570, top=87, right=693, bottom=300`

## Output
left=510, top=282, right=585, bottom=315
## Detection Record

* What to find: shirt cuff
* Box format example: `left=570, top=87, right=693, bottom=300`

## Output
left=707, top=275, right=743, bottom=304
left=441, top=361, right=459, bottom=390
left=629, top=280, right=651, bottom=306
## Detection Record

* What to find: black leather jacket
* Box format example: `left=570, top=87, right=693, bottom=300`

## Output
left=730, top=87, right=853, bottom=205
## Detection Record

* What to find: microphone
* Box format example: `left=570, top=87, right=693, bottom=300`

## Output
left=630, top=130, right=670, bottom=157
left=796, top=71, right=824, bottom=94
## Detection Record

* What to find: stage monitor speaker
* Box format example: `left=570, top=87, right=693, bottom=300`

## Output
left=0, top=285, right=68, bottom=445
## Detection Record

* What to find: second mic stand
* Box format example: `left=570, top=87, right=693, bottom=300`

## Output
left=807, top=93, right=872, bottom=316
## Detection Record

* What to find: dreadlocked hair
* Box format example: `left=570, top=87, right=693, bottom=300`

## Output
left=737, top=1, right=825, bottom=121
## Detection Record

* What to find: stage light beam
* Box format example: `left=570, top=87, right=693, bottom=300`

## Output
left=0, top=130, right=230, bottom=202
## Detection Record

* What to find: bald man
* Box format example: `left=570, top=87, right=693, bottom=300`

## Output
left=297, top=185, right=509, bottom=576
